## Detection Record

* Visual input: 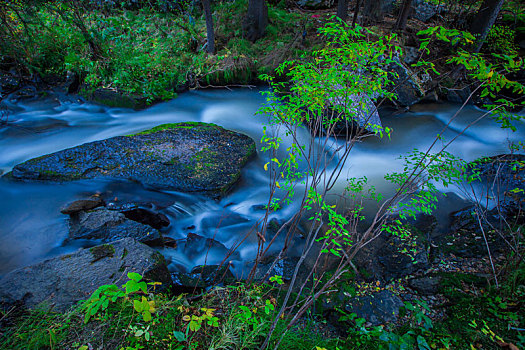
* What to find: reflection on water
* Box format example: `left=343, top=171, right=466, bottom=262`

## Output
left=0, top=88, right=523, bottom=277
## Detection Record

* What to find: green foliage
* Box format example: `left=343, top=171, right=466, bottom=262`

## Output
left=1, top=268, right=523, bottom=349
left=486, top=25, right=519, bottom=55
left=64, top=10, right=200, bottom=103
left=1, top=1, right=310, bottom=103
left=82, top=283, right=125, bottom=323
left=418, top=26, right=525, bottom=130
left=385, top=150, right=472, bottom=221
left=81, top=272, right=158, bottom=324
left=0, top=307, right=72, bottom=350
left=258, top=18, right=400, bottom=257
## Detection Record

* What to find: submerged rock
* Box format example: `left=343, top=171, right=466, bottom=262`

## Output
left=183, top=232, right=240, bottom=261
left=6, top=122, right=257, bottom=199
left=0, top=238, right=172, bottom=311
left=119, top=207, right=170, bottom=230
left=68, top=207, right=163, bottom=245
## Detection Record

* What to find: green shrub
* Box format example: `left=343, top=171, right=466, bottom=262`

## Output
left=485, top=25, right=519, bottom=54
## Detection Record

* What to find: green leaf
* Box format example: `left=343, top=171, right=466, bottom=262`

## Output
left=133, top=299, right=143, bottom=312
left=173, top=331, right=186, bottom=342
left=417, top=335, right=431, bottom=350
left=127, top=272, right=143, bottom=282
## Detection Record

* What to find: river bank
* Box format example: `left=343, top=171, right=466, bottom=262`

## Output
left=0, top=86, right=523, bottom=348
left=1, top=1, right=524, bottom=349
left=2, top=0, right=523, bottom=112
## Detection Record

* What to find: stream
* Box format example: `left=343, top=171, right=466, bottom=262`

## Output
left=1, top=88, right=524, bottom=279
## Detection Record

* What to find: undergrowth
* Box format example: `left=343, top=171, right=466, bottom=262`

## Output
left=0, top=0, right=313, bottom=104
left=0, top=260, right=523, bottom=350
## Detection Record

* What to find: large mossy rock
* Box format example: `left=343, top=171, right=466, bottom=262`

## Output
left=7, top=122, right=257, bottom=198
left=0, top=238, right=172, bottom=311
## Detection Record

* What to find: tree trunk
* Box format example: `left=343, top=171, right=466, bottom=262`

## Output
left=352, top=0, right=361, bottom=28
left=394, top=0, right=413, bottom=32
left=337, top=0, right=349, bottom=22
left=470, top=0, right=505, bottom=53
left=243, top=0, right=268, bottom=42
left=362, top=0, right=385, bottom=25
left=202, top=0, right=215, bottom=54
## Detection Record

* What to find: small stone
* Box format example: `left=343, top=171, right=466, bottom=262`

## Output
left=60, top=196, right=105, bottom=215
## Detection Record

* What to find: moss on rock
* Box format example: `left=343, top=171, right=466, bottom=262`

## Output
left=90, top=244, right=115, bottom=262
left=131, top=122, right=220, bottom=136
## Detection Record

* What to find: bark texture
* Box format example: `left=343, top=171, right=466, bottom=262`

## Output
left=202, top=0, right=215, bottom=53
left=243, top=0, right=268, bottom=42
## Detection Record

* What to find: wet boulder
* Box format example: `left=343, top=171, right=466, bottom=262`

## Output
left=10, top=86, right=37, bottom=102
left=469, top=154, right=525, bottom=223
left=327, top=89, right=382, bottom=138
left=324, top=289, right=405, bottom=326
left=183, top=232, right=240, bottom=262
left=251, top=256, right=300, bottom=281
left=449, top=154, right=525, bottom=234
left=407, top=275, right=442, bottom=296
left=68, top=207, right=163, bottom=245
left=0, top=238, right=172, bottom=311
left=6, top=122, right=257, bottom=199
left=172, top=264, right=236, bottom=289
left=446, top=86, right=473, bottom=104
left=376, top=236, right=429, bottom=281
left=446, top=206, right=513, bottom=258
left=119, top=207, right=170, bottom=229
left=389, top=60, right=425, bottom=107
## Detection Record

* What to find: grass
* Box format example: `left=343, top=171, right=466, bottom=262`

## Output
left=1, top=258, right=523, bottom=350
left=0, top=281, right=334, bottom=350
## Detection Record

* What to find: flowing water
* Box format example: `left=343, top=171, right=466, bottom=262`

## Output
left=0, top=88, right=523, bottom=278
